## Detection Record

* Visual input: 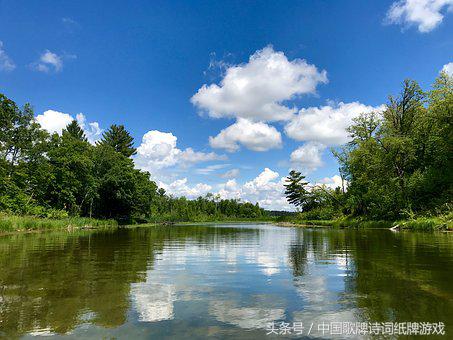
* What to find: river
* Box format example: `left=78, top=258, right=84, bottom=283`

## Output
left=0, top=223, right=452, bottom=339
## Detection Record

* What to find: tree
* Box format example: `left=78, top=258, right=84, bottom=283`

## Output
left=45, top=132, right=95, bottom=215
left=334, top=74, right=452, bottom=219
left=63, top=120, right=87, bottom=142
left=97, top=124, right=136, bottom=157
left=0, top=95, right=49, bottom=213
left=0, top=95, right=42, bottom=175
left=284, top=170, right=310, bottom=208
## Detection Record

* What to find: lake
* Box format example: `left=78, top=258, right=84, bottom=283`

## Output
left=0, top=223, right=452, bottom=339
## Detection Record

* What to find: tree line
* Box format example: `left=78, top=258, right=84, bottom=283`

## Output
left=0, top=94, right=265, bottom=223
left=284, top=72, right=452, bottom=221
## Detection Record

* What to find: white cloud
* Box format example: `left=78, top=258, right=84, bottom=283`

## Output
left=195, top=164, right=229, bottom=175
left=136, top=131, right=180, bottom=169
left=217, top=168, right=292, bottom=211
left=36, top=110, right=73, bottom=134
left=35, top=110, right=103, bottom=143
left=209, top=118, right=282, bottom=152
left=0, top=41, right=15, bottom=72
left=76, top=113, right=103, bottom=143
left=31, top=50, right=64, bottom=72
left=160, top=169, right=289, bottom=210
left=158, top=167, right=346, bottom=211
left=159, top=178, right=212, bottom=198
left=135, top=130, right=226, bottom=173
left=220, top=168, right=240, bottom=179
left=191, top=45, right=328, bottom=122
left=290, top=142, right=325, bottom=172
left=386, top=0, right=453, bottom=32
left=315, top=175, right=345, bottom=190
left=442, top=62, right=453, bottom=75
left=248, top=167, right=279, bottom=187
left=285, top=102, right=384, bottom=146
left=179, top=147, right=227, bottom=165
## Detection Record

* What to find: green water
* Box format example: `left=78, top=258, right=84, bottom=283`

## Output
left=0, top=224, right=451, bottom=339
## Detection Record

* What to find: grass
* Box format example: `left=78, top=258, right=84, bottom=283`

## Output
left=0, top=214, right=117, bottom=233
left=279, top=214, right=452, bottom=231
left=395, top=215, right=453, bottom=231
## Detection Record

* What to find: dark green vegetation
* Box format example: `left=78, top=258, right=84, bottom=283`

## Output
left=0, top=94, right=265, bottom=229
left=284, top=73, right=452, bottom=230
left=0, top=225, right=451, bottom=337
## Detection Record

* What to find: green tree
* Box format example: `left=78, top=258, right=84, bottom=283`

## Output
left=63, top=120, right=87, bottom=141
left=335, top=74, right=452, bottom=219
left=97, top=124, right=136, bottom=157
left=284, top=170, right=310, bottom=208
left=45, top=132, right=95, bottom=215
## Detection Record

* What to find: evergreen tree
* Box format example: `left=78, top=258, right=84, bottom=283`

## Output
left=63, top=120, right=87, bottom=142
left=97, top=124, right=136, bottom=157
left=284, top=170, right=310, bottom=208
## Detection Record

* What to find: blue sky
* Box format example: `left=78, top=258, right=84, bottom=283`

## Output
left=0, top=0, right=452, bottom=210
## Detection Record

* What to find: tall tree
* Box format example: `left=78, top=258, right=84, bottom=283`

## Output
left=63, top=120, right=87, bottom=141
left=284, top=170, right=310, bottom=208
left=97, top=124, right=136, bottom=157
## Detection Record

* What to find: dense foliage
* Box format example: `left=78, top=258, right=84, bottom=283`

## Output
left=0, top=94, right=265, bottom=223
left=285, top=73, right=452, bottom=221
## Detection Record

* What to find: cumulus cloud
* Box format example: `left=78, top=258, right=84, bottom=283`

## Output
left=216, top=168, right=292, bottom=211
left=75, top=113, right=103, bottom=143
left=158, top=167, right=346, bottom=211
left=191, top=45, right=328, bottom=122
left=0, top=41, right=15, bottom=72
left=36, top=110, right=73, bottom=134
left=135, top=130, right=226, bottom=173
left=159, top=178, right=212, bottom=198
left=285, top=102, right=384, bottom=146
left=35, top=110, right=103, bottom=143
left=290, top=142, right=325, bottom=172
left=315, top=175, right=346, bottom=190
left=442, top=62, right=453, bottom=75
left=209, top=118, right=282, bottom=152
left=31, top=50, right=66, bottom=72
left=386, top=0, right=453, bottom=32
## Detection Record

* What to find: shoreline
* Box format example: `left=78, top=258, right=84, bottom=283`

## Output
left=1, top=214, right=452, bottom=236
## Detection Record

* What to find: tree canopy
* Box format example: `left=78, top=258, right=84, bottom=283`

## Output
left=97, top=124, right=137, bottom=157
left=0, top=98, right=266, bottom=223
left=285, top=72, right=452, bottom=221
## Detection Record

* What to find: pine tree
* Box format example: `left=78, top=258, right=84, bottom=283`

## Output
left=63, top=120, right=87, bottom=141
left=284, top=170, right=309, bottom=207
left=97, top=124, right=136, bottom=157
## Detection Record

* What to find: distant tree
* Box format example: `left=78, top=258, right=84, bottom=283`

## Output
left=97, top=124, right=136, bottom=157
left=63, top=120, right=87, bottom=141
left=284, top=170, right=310, bottom=208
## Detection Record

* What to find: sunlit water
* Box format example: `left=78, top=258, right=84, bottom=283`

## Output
left=0, top=224, right=452, bottom=339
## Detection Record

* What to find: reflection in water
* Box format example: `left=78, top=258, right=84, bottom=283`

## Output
left=0, top=224, right=451, bottom=338
left=131, top=283, right=175, bottom=322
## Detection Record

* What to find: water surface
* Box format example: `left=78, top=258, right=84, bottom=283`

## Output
left=0, top=224, right=452, bottom=339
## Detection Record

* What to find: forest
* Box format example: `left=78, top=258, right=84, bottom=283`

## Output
left=1, top=72, right=451, bottom=229
left=0, top=95, right=265, bottom=224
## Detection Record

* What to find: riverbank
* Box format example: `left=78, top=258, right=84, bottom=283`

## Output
left=2, top=213, right=452, bottom=235
left=0, top=214, right=117, bottom=234
left=277, top=214, right=453, bottom=231
left=0, top=214, right=271, bottom=235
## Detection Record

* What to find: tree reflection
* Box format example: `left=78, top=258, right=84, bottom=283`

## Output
left=0, top=225, right=260, bottom=337
left=286, top=228, right=453, bottom=329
